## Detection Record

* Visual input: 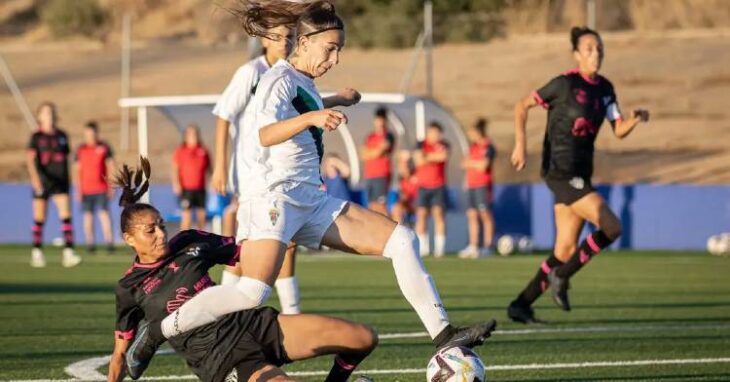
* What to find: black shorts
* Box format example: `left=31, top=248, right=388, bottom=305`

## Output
left=81, top=193, right=109, bottom=212
left=180, top=189, right=206, bottom=210
left=217, top=307, right=291, bottom=382
left=365, top=177, right=389, bottom=204
left=466, top=186, right=492, bottom=211
left=545, top=176, right=594, bottom=205
left=417, top=186, right=446, bottom=209
left=33, top=182, right=70, bottom=200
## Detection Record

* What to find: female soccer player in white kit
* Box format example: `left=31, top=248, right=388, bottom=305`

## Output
left=210, top=24, right=303, bottom=314
left=126, top=2, right=496, bottom=375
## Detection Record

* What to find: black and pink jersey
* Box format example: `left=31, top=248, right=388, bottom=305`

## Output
left=533, top=69, right=623, bottom=179
left=114, top=230, right=240, bottom=341
left=27, top=129, right=71, bottom=186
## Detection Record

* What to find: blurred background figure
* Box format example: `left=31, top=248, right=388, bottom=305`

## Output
left=172, top=124, right=210, bottom=230
left=74, top=121, right=115, bottom=255
left=322, top=153, right=352, bottom=202
left=360, top=106, right=395, bottom=216
left=414, top=122, right=450, bottom=257
left=459, top=118, right=496, bottom=258
left=392, top=150, right=418, bottom=226
left=26, top=101, right=81, bottom=268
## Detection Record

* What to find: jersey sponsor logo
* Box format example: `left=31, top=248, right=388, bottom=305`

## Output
left=574, top=88, right=588, bottom=105
left=142, top=276, right=163, bottom=295
left=571, top=117, right=599, bottom=137
left=167, top=261, right=180, bottom=273
left=569, top=177, right=585, bottom=190
left=166, top=287, right=193, bottom=313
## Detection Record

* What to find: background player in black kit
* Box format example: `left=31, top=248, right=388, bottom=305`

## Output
left=108, top=158, right=377, bottom=382
left=25, top=101, right=81, bottom=268
left=507, top=27, right=650, bottom=323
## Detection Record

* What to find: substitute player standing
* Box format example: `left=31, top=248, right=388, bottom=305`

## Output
left=26, top=101, right=81, bottom=268
left=172, top=124, right=210, bottom=231
left=360, top=106, right=395, bottom=216
left=74, top=121, right=115, bottom=254
left=508, top=27, right=650, bottom=323
left=458, top=118, right=496, bottom=258
left=414, top=122, right=450, bottom=257
left=209, top=24, right=302, bottom=314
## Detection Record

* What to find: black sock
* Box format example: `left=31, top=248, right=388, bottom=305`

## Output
left=556, top=230, right=614, bottom=279
left=514, top=255, right=563, bottom=306
left=61, top=218, right=74, bottom=249
left=324, top=353, right=367, bottom=382
left=32, top=221, right=44, bottom=249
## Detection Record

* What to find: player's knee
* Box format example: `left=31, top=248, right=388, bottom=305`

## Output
left=382, top=225, right=418, bottom=260
left=555, top=243, right=576, bottom=261
left=235, top=277, right=272, bottom=307
left=353, top=323, right=378, bottom=353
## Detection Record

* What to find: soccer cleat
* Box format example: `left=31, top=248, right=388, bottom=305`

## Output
left=126, top=321, right=164, bottom=380
left=547, top=269, right=571, bottom=311
left=30, top=248, right=46, bottom=268
left=435, top=320, right=497, bottom=349
left=458, top=246, right=479, bottom=259
left=507, top=301, right=545, bottom=325
left=62, top=248, right=82, bottom=268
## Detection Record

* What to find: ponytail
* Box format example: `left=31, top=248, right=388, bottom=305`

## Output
left=112, top=156, right=156, bottom=234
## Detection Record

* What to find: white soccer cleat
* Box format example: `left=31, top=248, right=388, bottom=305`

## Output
left=62, top=248, right=82, bottom=268
left=458, top=246, right=479, bottom=259
left=30, top=248, right=46, bottom=268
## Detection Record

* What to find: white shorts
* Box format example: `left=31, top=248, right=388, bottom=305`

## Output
left=236, top=185, right=348, bottom=249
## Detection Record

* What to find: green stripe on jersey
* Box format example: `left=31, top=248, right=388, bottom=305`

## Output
left=291, top=86, right=324, bottom=164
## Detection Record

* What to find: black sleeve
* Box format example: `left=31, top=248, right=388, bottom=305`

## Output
left=386, top=132, right=395, bottom=147
left=27, top=133, right=38, bottom=153
left=105, top=142, right=114, bottom=159
left=59, top=131, right=70, bottom=155
left=114, top=284, right=143, bottom=340
left=168, top=230, right=240, bottom=266
left=534, top=75, right=566, bottom=109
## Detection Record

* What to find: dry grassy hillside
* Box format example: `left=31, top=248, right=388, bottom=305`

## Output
left=0, top=28, right=728, bottom=184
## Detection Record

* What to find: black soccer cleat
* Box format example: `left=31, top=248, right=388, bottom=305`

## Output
left=126, top=321, right=164, bottom=380
left=547, top=269, right=571, bottom=311
left=434, top=320, right=497, bottom=349
left=507, top=301, right=545, bottom=325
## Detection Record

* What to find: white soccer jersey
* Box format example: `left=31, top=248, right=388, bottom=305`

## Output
left=212, top=55, right=270, bottom=192
left=241, top=59, right=325, bottom=202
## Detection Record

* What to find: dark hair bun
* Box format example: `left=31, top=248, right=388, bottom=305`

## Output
left=570, top=26, right=599, bottom=51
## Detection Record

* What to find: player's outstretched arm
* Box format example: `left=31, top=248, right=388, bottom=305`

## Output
left=108, top=338, right=130, bottom=382
left=612, top=109, right=649, bottom=139
left=322, top=88, right=361, bottom=108
left=512, top=94, right=538, bottom=171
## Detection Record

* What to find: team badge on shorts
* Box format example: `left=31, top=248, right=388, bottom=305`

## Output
left=269, top=206, right=280, bottom=226
left=569, top=177, right=585, bottom=190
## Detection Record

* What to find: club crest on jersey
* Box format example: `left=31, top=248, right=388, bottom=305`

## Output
left=569, top=177, right=585, bottom=190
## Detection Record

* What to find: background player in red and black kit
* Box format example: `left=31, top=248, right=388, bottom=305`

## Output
left=172, top=124, right=210, bottom=231
left=109, top=158, right=377, bottom=382
left=508, top=27, right=650, bottom=323
left=414, top=122, right=450, bottom=257
left=25, top=101, right=81, bottom=268
left=360, top=106, right=395, bottom=216
left=391, top=150, right=418, bottom=226
left=74, top=121, right=115, bottom=254
left=459, top=118, right=496, bottom=259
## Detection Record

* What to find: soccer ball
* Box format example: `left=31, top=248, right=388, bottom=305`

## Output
left=426, top=346, right=486, bottom=382
left=516, top=236, right=534, bottom=254
left=707, top=233, right=730, bottom=256
left=496, top=235, right=515, bottom=256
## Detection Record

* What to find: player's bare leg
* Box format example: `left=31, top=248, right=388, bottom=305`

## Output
left=30, top=198, right=48, bottom=267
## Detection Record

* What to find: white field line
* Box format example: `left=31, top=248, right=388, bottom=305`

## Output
left=8, top=322, right=730, bottom=382
left=6, top=357, right=730, bottom=382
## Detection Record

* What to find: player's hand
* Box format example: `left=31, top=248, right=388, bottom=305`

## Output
left=308, top=109, right=347, bottom=132
left=32, top=182, right=43, bottom=197
left=211, top=168, right=227, bottom=195
left=511, top=145, right=527, bottom=171
left=335, top=88, right=361, bottom=107
left=632, top=109, right=650, bottom=122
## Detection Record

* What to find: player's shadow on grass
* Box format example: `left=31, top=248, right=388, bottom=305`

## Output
left=0, top=283, right=113, bottom=294
left=497, top=372, right=730, bottom=382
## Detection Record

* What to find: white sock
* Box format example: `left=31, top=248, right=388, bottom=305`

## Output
left=434, top=235, right=446, bottom=257
left=383, top=225, right=450, bottom=338
left=220, top=269, right=240, bottom=285
left=160, top=277, right=271, bottom=338
left=275, top=276, right=301, bottom=314
left=417, top=232, right=430, bottom=256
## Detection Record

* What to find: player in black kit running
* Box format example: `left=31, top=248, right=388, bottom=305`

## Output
left=107, top=158, right=377, bottom=382
left=507, top=27, right=650, bottom=324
